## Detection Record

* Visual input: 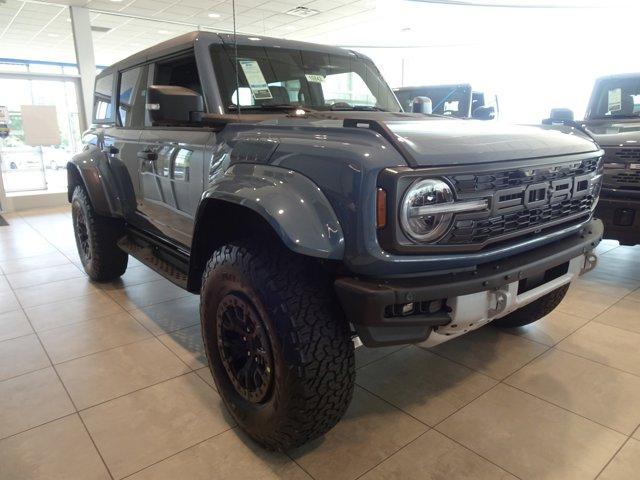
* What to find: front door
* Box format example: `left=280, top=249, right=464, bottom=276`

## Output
left=137, top=130, right=211, bottom=247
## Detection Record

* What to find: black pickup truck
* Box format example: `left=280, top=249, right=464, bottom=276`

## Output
left=545, top=73, right=640, bottom=245
left=68, top=31, right=603, bottom=450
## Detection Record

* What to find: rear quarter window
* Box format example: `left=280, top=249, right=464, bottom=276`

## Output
left=94, top=74, right=114, bottom=123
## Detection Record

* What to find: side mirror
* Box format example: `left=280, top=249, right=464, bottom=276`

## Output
left=543, top=108, right=575, bottom=125
left=412, top=96, right=433, bottom=115
left=472, top=106, right=496, bottom=121
left=146, top=85, right=204, bottom=125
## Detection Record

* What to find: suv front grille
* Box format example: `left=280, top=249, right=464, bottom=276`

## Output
left=447, top=195, right=595, bottom=244
left=605, top=171, right=640, bottom=189
left=611, top=148, right=640, bottom=162
left=452, top=157, right=599, bottom=194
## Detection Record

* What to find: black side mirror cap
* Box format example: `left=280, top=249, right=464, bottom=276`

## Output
left=412, top=96, right=433, bottom=114
left=472, top=105, right=496, bottom=121
left=146, top=85, right=204, bottom=125
left=543, top=108, right=575, bottom=125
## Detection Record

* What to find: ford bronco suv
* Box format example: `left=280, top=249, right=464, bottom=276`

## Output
left=545, top=73, right=640, bottom=245
left=394, top=83, right=498, bottom=120
left=68, top=32, right=603, bottom=450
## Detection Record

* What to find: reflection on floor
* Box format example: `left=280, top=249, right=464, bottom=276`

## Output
left=1, top=206, right=639, bottom=479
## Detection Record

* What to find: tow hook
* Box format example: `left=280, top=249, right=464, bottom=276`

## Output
left=581, top=252, right=598, bottom=275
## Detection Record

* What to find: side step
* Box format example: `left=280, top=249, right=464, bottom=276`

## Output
left=117, top=236, right=189, bottom=289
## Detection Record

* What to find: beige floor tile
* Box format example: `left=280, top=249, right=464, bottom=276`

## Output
left=290, top=386, right=427, bottom=480
left=39, top=311, right=151, bottom=364
left=130, top=295, right=200, bottom=335
left=557, top=285, right=623, bottom=319
left=129, top=428, right=310, bottom=480
left=594, top=299, right=640, bottom=334
left=14, top=276, right=99, bottom=308
left=557, top=322, right=640, bottom=377
left=57, top=338, right=190, bottom=410
left=0, top=334, right=50, bottom=381
left=0, top=309, right=33, bottom=342
left=81, top=373, right=233, bottom=479
left=438, top=384, right=625, bottom=480
left=576, top=273, right=640, bottom=297
left=0, top=368, right=75, bottom=439
left=355, top=345, right=406, bottom=369
left=599, top=439, right=640, bottom=480
left=634, top=426, right=640, bottom=440
left=0, top=415, right=110, bottom=480
left=627, top=287, right=640, bottom=303
left=357, top=346, right=497, bottom=426
left=0, top=274, right=10, bottom=292
left=195, top=367, right=216, bottom=389
left=98, top=265, right=163, bottom=291
left=0, top=240, right=58, bottom=262
left=504, top=310, right=590, bottom=346
left=360, top=429, right=516, bottom=480
left=595, top=239, right=620, bottom=255
left=158, top=324, right=207, bottom=369
left=0, top=251, right=71, bottom=274
left=0, top=291, right=20, bottom=314
left=105, top=279, right=192, bottom=310
left=428, top=327, right=548, bottom=380
left=25, top=291, right=125, bottom=332
left=6, top=263, right=85, bottom=289
left=507, top=349, right=640, bottom=435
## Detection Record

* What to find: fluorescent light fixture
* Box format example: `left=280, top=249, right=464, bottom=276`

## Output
left=407, top=0, right=636, bottom=7
left=285, top=6, right=319, bottom=17
left=157, top=29, right=171, bottom=34
left=208, top=12, right=221, bottom=18
left=248, top=37, right=261, bottom=41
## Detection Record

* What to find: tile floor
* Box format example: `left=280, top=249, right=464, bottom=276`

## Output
left=1, top=206, right=639, bottom=480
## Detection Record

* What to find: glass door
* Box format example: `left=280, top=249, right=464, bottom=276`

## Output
left=0, top=74, right=83, bottom=195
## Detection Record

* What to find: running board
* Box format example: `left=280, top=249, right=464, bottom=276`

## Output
left=117, top=236, right=189, bottom=289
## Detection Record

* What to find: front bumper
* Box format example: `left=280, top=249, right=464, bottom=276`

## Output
left=595, top=190, right=640, bottom=246
left=335, top=219, right=603, bottom=347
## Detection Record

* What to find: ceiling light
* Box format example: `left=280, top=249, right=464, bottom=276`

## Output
left=157, top=30, right=170, bottom=34
left=47, top=33, right=59, bottom=37
left=208, top=12, right=221, bottom=18
left=248, top=37, right=261, bottom=41
left=285, top=6, right=319, bottom=17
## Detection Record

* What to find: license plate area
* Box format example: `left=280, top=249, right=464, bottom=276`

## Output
left=517, top=261, right=569, bottom=295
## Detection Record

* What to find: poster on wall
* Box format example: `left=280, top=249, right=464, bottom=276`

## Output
left=21, top=105, right=61, bottom=146
left=0, top=106, right=9, bottom=139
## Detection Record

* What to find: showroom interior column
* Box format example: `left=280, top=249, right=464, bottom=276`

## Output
left=69, top=6, right=95, bottom=130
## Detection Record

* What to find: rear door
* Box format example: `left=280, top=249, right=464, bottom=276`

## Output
left=137, top=53, right=211, bottom=247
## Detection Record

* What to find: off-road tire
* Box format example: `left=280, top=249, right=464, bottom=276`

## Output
left=200, top=241, right=355, bottom=451
left=492, top=284, right=570, bottom=328
left=71, top=185, right=128, bottom=281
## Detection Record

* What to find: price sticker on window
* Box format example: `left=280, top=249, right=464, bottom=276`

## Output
left=305, top=74, right=325, bottom=83
left=238, top=60, right=273, bottom=100
left=0, top=106, right=9, bottom=124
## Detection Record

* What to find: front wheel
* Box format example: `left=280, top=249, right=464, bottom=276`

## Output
left=200, top=242, right=355, bottom=451
left=492, top=284, right=570, bottom=328
left=71, top=185, right=128, bottom=281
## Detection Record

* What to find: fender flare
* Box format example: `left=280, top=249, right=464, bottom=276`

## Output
left=189, top=164, right=345, bottom=285
left=66, top=147, right=123, bottom=217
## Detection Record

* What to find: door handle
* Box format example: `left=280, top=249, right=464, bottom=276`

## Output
left=137, top=149, right=158, bottom=161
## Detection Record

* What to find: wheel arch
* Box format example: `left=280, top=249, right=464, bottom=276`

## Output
left=187, top=165, right=345, bottom=292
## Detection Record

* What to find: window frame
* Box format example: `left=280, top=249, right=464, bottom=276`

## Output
left=116, top=65, right=148, bottom=129
left=92, top=71, right=116, bottom=125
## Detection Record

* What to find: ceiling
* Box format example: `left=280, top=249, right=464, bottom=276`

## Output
left=0, top=0, right=377, bottom=65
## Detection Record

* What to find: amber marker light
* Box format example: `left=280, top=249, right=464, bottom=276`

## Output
left=376, top=188, right=387, bottom=229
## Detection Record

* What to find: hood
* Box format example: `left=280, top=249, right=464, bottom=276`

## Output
left=261, top=112, right=600, bottom=167
left=582, top=119, right=640, bottom=147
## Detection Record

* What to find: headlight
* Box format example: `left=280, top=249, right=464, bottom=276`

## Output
left=400, top=178, right=487, bottom=243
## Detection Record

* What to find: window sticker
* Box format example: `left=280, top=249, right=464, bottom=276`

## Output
left=305, top=74, right=325, bottom=83
left=238, top=60, right=272, bottom=100
left=608, top=88, right=622, bottom=112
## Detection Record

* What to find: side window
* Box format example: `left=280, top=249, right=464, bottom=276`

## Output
left=322, top=72, right=377, bottom=106
left=154, top=54, right=201, bottom=94
left=93, top=74, right=113, bottom=123
left=118, top=66, right=147, bottom=128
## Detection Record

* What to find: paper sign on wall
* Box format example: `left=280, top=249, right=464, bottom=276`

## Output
left=21, top=105, right=61, bottom=146
left=0, top=106, right=9, bottom=124
left=238, top=60, right=273, bottom=100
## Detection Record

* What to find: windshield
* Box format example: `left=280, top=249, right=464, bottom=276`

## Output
left=590, top=77, right=640, bottom=119
left=210, top=43, right=401, bottom=113
left=394, top=85, right=472, bottom=117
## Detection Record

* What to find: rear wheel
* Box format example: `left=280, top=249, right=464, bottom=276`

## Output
left=200, top=241, right=355, bottom=451
left=71, top=185, right=128, bottom=281
left=492, top=284, right=570, bottom=328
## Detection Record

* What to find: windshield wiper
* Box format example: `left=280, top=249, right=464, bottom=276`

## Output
left=329, top=105, right=388, bottom=112
left=228, top=104, right=314, bottom=112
